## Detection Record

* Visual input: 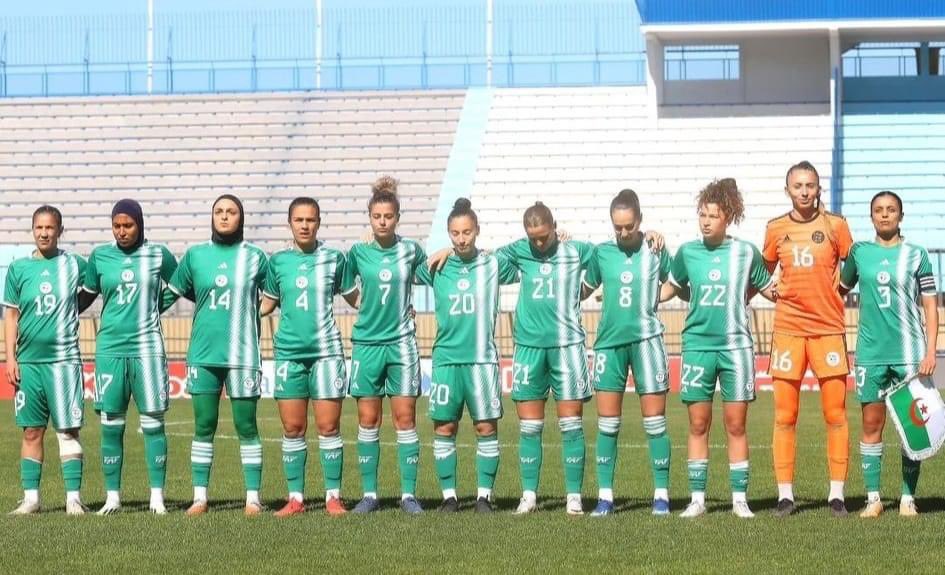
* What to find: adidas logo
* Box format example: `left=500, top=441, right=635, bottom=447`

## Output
left=712, top=257, right=721, bottom=263
left=382, top=257, right=391, bottom=263
left=881, top=259, right=890, bottom=266
left=218, top=262, right=228, bottom=269
left=784, top=234, right=791, bottom=242
left=282, top=455, right=297, bottom=463
left=298, top=264, right=307, bottom=271
left=123, top=257, right=132, bottom=265
left=41, top=270, right=50, bottom=277
left=103, top=456, right=121, bottom=465
left=460, top=267, right=469, bottom=275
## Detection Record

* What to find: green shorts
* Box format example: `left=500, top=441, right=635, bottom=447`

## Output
left=854, top=363, right=917, bottom=404
left=186, top=365, right=261, bottom=399
left=429, top=363, right=503, bottom=422
left=592, top=335, right=669, bottom=395
left=274, top=356, right=348, bottom=400
left=14, top=362, right=85, bottom=430
left=350, top=338, right=420, bottom=398
left=94, top=356, right=169, bottom=415
left=680, top=348, right=755, bottom=403
left=510, top=344, right=591, bottom=402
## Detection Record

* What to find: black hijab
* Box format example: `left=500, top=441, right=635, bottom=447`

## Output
left=112, top=198, right=145, bottom=252
left=211, top=194, right=244, bottom=245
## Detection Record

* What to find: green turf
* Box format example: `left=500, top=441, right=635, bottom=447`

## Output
left=1, top=393, right=942, bottom=574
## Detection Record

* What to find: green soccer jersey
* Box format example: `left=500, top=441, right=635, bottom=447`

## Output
left=670, top=238, right=772, bottom=352
left=83, top=241, right=177, bottom=359
left=841, top=241, right=937, bottom=366
left=415, top=250, right=519, bottom=365
left=341, top=237, right=426, bottom=345
left=584, top=238, right=672, bottom=348
left=2, top=250, right=87, bottom=363
left=263, top=242, right=345, bottom=360
left=168, top=241, right=268, bottom=369
left=497, top=239, right=595, bottom=348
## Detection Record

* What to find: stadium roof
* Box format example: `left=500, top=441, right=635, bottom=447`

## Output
left=635, top=0, right=945, bottom=26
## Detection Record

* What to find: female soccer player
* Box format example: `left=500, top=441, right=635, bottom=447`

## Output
left=663, top=178, right=775, bottom=519
left=4, top=205, right=89, bottom=515
left=839, top=191, right=938, bottom=517
left=341, top=176, right=427, bottom=514
left=81, top=199, right=178, bottom=515
left=166, top=194, right=269, bottom=516
left=764, top=161, right=855, bottom=517
left=260, top=197, right=349, bottom=517
left=414, top=198, right=518, bottom=513
left=582, top=189, right=674, bottom=516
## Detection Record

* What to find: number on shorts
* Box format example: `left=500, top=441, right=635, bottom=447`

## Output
left=698, top=285, right=726, bottom=307
left=276, top=362, right=289, bottom=382
left=98, top=373, right=114, bottom=399
left=188, top=367, right=199, bottom=385
left=855, top=366, right=867, bottom=390
left=512, top=363, right=530, bottom=386
left=209, top=288, right=231, bottom=310
left=877, top=286, right=891, bottom=308
left=116, top=282, right=138, bottom=305
left=448, top=293, right=475, bottom=315
left=350, top=360, right=360, bottom=384
left=531, top=277, right=555, bottom=300
left=33, top=294, right=57, bottom=316
left=14, top=390, right=25, bottom=415
left=429, top=381, right=450, bottom=406
left=595, top=352, right=607, bottom=375
left=619, top=286, right=632, bottom=307
left=379, top=284, right=391, bottom=305
left=295, top=291, right=309, bottom=311
left=771, top=349, right=793, bottom=373
left=792, top=245, right=814, bottom=268
left=680, top=363, right=705, bottom=389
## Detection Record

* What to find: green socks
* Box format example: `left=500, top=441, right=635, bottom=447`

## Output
left=319, top=434, right=344, bottom=494
left=596, top=417, right=620, bottom=497
left=190, top=393, right=219, bottom=490
left=860, top=441, right=883, bottom=499
left=232, top=398, right=262, bottom=492
left=729, top=460, right=749, bottom=494
left=688, top=459, right=708, bottom=495
left=282, top=436, right=307, bottom=497
left=643, top=415, right=671, bottom=491
left=901, top=452, right=921, bottom=497
left=140, top=413, right=167, bottom=489
left=519, top=420, right=544, bottom=494
left=433, top=435, right=458, bottom=498
left=100, top=414, right=126, bottom=491
left=358, top=426, right=380, bottom=496
left=560, top=416, right=585, bottom=495
left=396, top=429, right=420, bottom=496
left=21, top=457, right=42, bottom=491
left=476, top=434, right=500, bottom=496
left=61, top=458, right=83, bottom=492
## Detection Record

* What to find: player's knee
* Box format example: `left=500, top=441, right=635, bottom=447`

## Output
left=774, top=405, right=799, bottom=427
left=23, top=427, right=45, bottom=444
left=56, top=432, right=83, bottom=460
left=473, top=420, right=497, bottom=437
left=393, top=412, right=416, bottom=431
left=434, top=421, right=459, bottom=437
left=724, top=418, right=746, bottom=438
left=233, top=417, right=259, bottom=441
left=688, top=418, right=710, bottom=437
left=314, top=420, right=337, bottom=437
left=861, top=414, right=884, bottom=439
left=823, top=404, right=847, bottom=427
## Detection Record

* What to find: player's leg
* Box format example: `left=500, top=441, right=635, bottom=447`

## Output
left=273, top=360, right=310, bottom=516
left=95, top=357, right=130, bottom=515
left=855, top=363, right=884, bottom=517
left=679, top=351, right=718, bottom=518
left=719, top=347, right=755, bottom=518
left=633, top=336, right=672, bottom=513
left=11, top=365, right=49, bottom=515
left=227, top=369, right=263, bottom=515
left=468, top=363, right=502, bottom=512
left=186, top=366, right=223, bottom=515
left=429, top=365, right=463, bottom=511
left=552, top=343, right=592, bottom=515
left=769, top=332, right=806, bottom=515
left=313, top=357, right=347, bottom=515
left=50, top=362, right=87, bottom=514
left=808, top=335, right=851, bottom=514
left=511, top=345, right=551, bottom=514
left=433, top=419, right=459, bottom=512
left=350, top=344, right=385, bottom=513
left=890, top=365, right=921, bottom=516
left=388, top=339, right=422, bottom=514
left=133, top=355, right=171, bottom=514
left=590, top=347, right=627, bottom=516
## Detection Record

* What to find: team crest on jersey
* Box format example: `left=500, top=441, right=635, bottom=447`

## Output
left=826, top=352, right=841, bottom=367
left=244, top=377, right=259, bottom=392
left=876, top=271, right=891, bottom=285
left=295, top=276, right=309, bottom=289
left=215, top=275, right=229, bottom=287
left=121, top=269, right=135, bottom=282
left=333, top=377, right=345, bottom=390
left=620, top=271, right=634, bottom=284
left=71, top=405, right=82, bottom=420
left=379, top=269, right=393, bottom=282
left=811, top=231, right=826, bottom=244
left=708, top=269, right=722, bottom=281
left=656, top=371, right=666, bottom=383
left=491, top=397, right=501, bottom=410
left=539, top=263, right=552, bottom=275
left=457, top=278, right=471, bottom=291
left=159, top=390, right=167, bottom=402
left=39, top=282, right=53, bottom=295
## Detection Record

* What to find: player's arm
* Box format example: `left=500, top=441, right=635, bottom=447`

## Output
left=77, top=290, right=97, bottom=314
left=919, top=294, right=938, bottom=377
left=665, top=247, right=690, bottom=302
left=79, top=250, right=101, bottom=312
left=581, top=245, right=600, bottom=300
left=838, top=245, right=860, bottom=297
left=4, top=306, right=20, bottom=386
left=644, top=230, right=665, bottom=253
left=259, top=295, right=279, bottom=317
left=340, top=246, right=361, bottom=309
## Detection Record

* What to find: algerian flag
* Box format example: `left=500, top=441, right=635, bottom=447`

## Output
left=885, top=375, right=945, bottom=461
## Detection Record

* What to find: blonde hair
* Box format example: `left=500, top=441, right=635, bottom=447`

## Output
left=368, top=175, right=400, bottom=214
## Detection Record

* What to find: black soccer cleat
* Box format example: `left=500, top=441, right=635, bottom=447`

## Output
left=438, top=497, right=459, bottom=513
left=474, top=497, right=495, bottom=514
left=774, top=498, right=795, bottom=518
left=829, top=498, right=848, bottom=517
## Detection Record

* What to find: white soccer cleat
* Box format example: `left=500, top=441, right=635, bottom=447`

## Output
left=513, top=494, right=537, bottom=515
left=899, top=499, right=919, bottom=517
left=565, top=494, right=584, bottom=516
left=150, top=502, right=168, bottom=515
left=732, top=500, right=755, bottom=518
left=66, top=499, right=89, bottom=515
left=97, top=499, right=122, bottom=516
left=680, top=501, right=706, bottom=519
left=8, top=500, right=41, bottom=516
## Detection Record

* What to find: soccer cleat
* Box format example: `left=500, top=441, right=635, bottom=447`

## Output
left=474, top=497, right=494, bottom=514
left=438, top=497, right=459, bottom=513
left=774, top=498, right=795, bottom=518
left=149, top=502, right=168, bottom=515
left=589, top=499, right=615, bottom=517
left=732, top=501, right=754, bottom=518
left=274, top=499, right=305, bottom=518
left=859, top=500, right=883, bottom=518
left=513, top=494, right=537, bottom=515
left=8, top=500, right=41, bottom=516
left=352, top=496, right=380, bottom=514
left=244, top=501, right=264, bottom=516
left=899, top=499, right=919, bottom=517
left=97, top=500, right=121, bottom=516
left=828, top=498, right=848, bottom=518
left=65, top=499, right=89, bottom=516
left=185, top=500, right=209, bottom=517
left=400, top=496, right=423, bottom=515
left=325, top=496, right=347, bottom=516
left=680, top=501, right=706, bottom=518
left=652, top=498, right=670, bottom=516
left=565, top=494, right=584, bottom=516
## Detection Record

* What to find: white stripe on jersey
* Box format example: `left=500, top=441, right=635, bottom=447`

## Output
left=897, top=244, right=917, bottom=363
left=228, top=245, right=246, bottom=368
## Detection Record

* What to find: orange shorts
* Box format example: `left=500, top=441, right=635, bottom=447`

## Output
left=768, top=333, right=849, bottom=381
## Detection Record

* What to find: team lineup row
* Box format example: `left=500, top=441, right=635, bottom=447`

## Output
left=3, top=163, right=938, bottom=518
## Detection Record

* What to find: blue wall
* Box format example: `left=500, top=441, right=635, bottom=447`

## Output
left=636, top=0, right=945, bottom=25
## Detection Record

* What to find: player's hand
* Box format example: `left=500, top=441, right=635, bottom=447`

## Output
left=919, top=352, right=936, bottom=377
left=5, top=358, right=20, bottom=387
left=408, top=305, right=417, bottom=320
left=427, top=248, right=452, bottom=272
left=644, top=230, right=664, bottom=252
left=557, top=228, right=571, bottom=242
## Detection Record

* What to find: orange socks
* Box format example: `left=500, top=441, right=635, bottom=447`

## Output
left=819, top=376, right=849, bottom=482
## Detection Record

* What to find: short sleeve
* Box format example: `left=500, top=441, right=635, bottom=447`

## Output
left=835, top=217, right=854, bottom=260
left=917, top=248, right=937, bottom=296
left=414, top=261, right=433, bottom=286
left=340, top=246, right=360, bottom=295
left=669, top=246, right=689, bottom=288
left=255, top=250, right=269, bottom=286
left=160, top=245, right=178, bottom=283
left=839, top=245, right=860, bottom=290
left=82, top=251, right=100, bottom=294
left=2, top=263, right=20, bottom=308
left=333, top=251, right=347, bottom=295
left=583, top=249, right=601, bottom=290
left=411, top=242, right=428, bottom=275
left=496, top=242, right=518, bottom=268
left=497, top=253, right=519, bottom=285
left=658, top=248, right=672, bottom=282
left=74, top=255, right=88, bottom=293
left=262, top=254, right=281, bottom=300
left=577, top=241, right=595, bottom=270
left=749, top=244, right=773, bottom=290
left=168, top=249, right=193, bottom=297
left=762, top=222, right=779, bottom=263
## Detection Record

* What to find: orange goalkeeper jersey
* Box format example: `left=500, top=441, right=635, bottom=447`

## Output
left=763, top=211, right=853, bottom=336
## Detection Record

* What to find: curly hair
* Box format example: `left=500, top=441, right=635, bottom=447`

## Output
left=697, top=178, right=744, bottom=225
left=368, top=175, right=400, bottom=214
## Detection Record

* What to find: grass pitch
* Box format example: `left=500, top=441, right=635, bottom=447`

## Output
left=1, top=393, right=943, bottom=574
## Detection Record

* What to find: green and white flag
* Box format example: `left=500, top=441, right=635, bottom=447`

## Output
left=885, top=375, right=945, bottom=461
